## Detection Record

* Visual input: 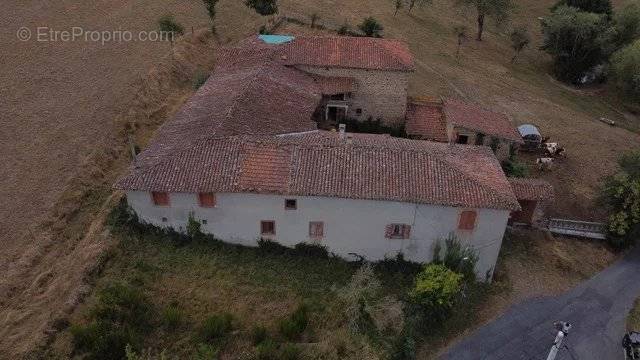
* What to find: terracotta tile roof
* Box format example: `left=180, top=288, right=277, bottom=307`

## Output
left=116, top=131, right=520, bottom=211
left=443, top=98, right=523, bottom=143
left=405, top=100, right=449, bottom=142
left=282, top=36, right=415, bottom=72
left=508, top=178, right=554, bottom=201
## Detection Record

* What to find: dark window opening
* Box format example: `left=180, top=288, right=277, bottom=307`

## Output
left=475, top=133, right=485, bottom=145
left=285, top=199, right=297, bottom=210
left=261, top=221, right=275, bottom=235
left=456, top=135, right=469, bottom=144
left=356, top=108, right=363, bottom=116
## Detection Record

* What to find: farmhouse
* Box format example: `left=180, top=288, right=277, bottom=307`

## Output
left=115, top=34, right=542, bottom=279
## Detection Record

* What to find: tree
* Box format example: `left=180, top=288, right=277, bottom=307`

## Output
left=202, top=0, right=220, bottom=32
left=245, top=0, right=278, bottom=16
left=600, top=149, right=640, bottom=249
left=552, top=0, right=612, bottom=17
left=509, top=26, right=531, bottom=63
left=359, top=17, right=384, bottom=38
left=610, top=2, right=640, bottom=52
left=158, top=15, right=184, bottom=44
left=393, top=0, right=404, bottom=16
left=541, top=5, right=608, bottom=84
left=611, top=40, right=640, bottom=99
left=452, top=25, right=468, bottom=60
left=454, top=0, right=514, bottom=41
left=408, top=0, right=432, bottom=13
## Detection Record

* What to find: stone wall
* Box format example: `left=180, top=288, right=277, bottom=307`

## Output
left=296, top=65, right=410, bottom=126
left=453, top=126, right=515, bottom=161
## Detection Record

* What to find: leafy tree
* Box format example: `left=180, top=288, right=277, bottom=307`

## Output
left=610, top=2, right=640, bottom=52
left=408, top=0, right=432, bottom=13
left=202, top=0, right=220, bottom=32
left=245, top=0, right=278, bottom=16
left=409, top=264, right=462, bottom=321
left=600, top=149, right=640, bottom=249
left=454, top=0, right=515, bottom=41
left=509, top=26, right=531, bottom=63
left=158, top=15, right=184, bottom=44
left=452, top=25, right=468, bottom=60
left=552, top=0, right=612, bottom=16
left=393, top=0, right=404, bottom=16
left=359, top=17, right=385, bottom=38
left=611, top=40, right=640, bottom=99
left=541, top=5, right=608, bottom=84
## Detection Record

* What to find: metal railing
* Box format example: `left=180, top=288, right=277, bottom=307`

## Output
left=547, top=218, right=607, bottom=240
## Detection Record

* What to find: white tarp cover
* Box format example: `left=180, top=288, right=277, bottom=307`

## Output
left=518, top=124, right=541, bottom=138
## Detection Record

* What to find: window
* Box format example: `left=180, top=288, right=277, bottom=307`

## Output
left=202, top=219, right=208, bottom=225
left=285, top=199, right=297, bottom=210
left=458, top=211, right=477, bottom=231
left=261, top=221, right=275, bottom=236
left=456, top=134, right=469, bottom=144
left=475, top=133, right=485, bottom=145
left=151, top=191, right=169, bottom=206
left=356, top=108, right=363, bottom=116
left=161, top=217, right=168, bottom=223
left=309, top=221, right=324, bottom=238
left=330, top=93, right=346, bottom=100
left=198, top=192, right=216, bottom=207
left=385, top=224, right=411, bottom=239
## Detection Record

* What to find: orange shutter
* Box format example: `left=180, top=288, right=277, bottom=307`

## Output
left=458, top=211, right=477, bottom=230
left=151, top=191, right=169, bottom=206
left=199, top=193, right=216, bottom=207
left=402, top=225, right=411, bottom=239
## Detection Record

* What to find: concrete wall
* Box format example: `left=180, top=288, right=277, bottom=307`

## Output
left=127, top=191, right=510, bottom=279
left=296, top=65, right=410, bottom=126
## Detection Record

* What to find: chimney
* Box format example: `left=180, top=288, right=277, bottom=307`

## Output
left=338, top=123, right=346, bottom=139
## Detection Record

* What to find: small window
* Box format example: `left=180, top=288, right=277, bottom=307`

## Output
left=385, top=224, right=411, bottom=239
left=458, top=211, right=477, bottom=231
left=285, top=199, right=297, bottom=210
left=261, top=221, right=275, bottom=236
left=161, top=217, right=168, bottom=223
left=475, top=133, right=485, bottom=145
left=456, top=134, right=469, bottom=145
left=151, top=191, right=170, bottom=206
left=309, top=221, right=324, bottom=238
left=356, top=108, right=363, bottom=116
left=198, top=192, right=216, bottom=207
left=202, top=219, right=208, bottom=225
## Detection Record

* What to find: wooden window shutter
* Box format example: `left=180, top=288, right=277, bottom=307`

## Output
left=385, top=224, right=393, bottom=238
left=459, top=211, right=477, bottom=231
left=309, top=222, right=324, bottom=238
left=151, top=191, right=169, bottom=206
left=402, top=225, right=411, bottom=239
left=198, top=193, right=216, bottom=207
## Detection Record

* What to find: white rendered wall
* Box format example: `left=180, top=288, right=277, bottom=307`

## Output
left=127, top=191, right=510, bottom=279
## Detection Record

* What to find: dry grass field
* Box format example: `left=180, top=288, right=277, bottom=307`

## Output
left=1, top=0, right=638, bottom=357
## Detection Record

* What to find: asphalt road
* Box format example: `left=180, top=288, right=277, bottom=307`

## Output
left=441, top=245, right=640, bottom=360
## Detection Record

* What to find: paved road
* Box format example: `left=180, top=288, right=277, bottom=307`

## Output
left=442, top=246, right=640, bottom=360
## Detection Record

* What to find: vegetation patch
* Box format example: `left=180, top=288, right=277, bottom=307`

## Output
left=629, top=297, right=640, bottom=331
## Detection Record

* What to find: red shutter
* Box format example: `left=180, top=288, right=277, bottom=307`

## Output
left=385, top=224, right=393, bottom=238
left=402, top=225, right=411, bottom=239
left=459, top=211, right=477, bottom=230
left=151, top=191, right=169, bottom=206
left=199, top=193, right=216, bottom=207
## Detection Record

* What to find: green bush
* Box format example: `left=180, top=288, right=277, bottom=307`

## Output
left=186, top=213, right=204, bottom=241
left=192, top=343, right=220, bottom=360
left=198, top=313, right=234, bottom=342
left=71, top=283, right=153, bottom=360
left=409, top=264, right=463, bottom=321
left=502, top=159, right=529, bottom=178
left=280, top=343, right=302, bottom=360
left=245, top=0, right=278, bottom=15
left=433, top=234, right=479, bottom=281
left=162, top=303, right=183, bottom=330
left=359, top=17, right=384, bottom=38
left=158, top=15, right=184, bottom=40
left=293, top=242, right=329, bottom=258
left=257, top=238, right=289, bottom=254
left=251, top=325, right=269, bottom=345
left=611, top=40, right=640, bottom=100
left=255, top=339, right=279, bottom=360
left=278, top=303, right=309, bottom=340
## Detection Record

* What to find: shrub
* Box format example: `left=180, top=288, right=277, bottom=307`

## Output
left=158, top=15, right=184, bottom=41
left=337, top=22, right=351, bottom=35
left=409, top=264, right=462, bottom=321
left=245, top=0, right=278, bottom=15
left=251, top=325, right=268, bottom=345
left=501, top=159, right=529, bottom=178
left=280, top=343, right=302, bottom=360
left=610, top=40, right=640, bottom=100
left=293, top=242, right=329, bottom=258
left=193, top=71, right=210, bottom=90
left=192, top=343, right=220, bottom=360
left=186, top=213, right=204, bottom=240
left=162, top=303, right=183, bottom=330
left=257, top=238, right=289, bottom=254
left=436, top=234, right=479, bottom=281
left=278, top=303, right=309, bottom=340
left=359, top=17, right=384, bottom=38
left=71, top=283, right=153, bottom=360
left=509, top=26, right=531, bottom=63
left=198, top=313, right=234, bottom=342
left=255, top=339, right=279, bottom=360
